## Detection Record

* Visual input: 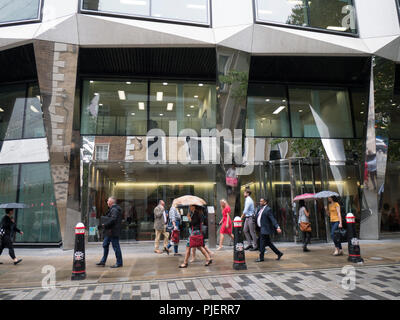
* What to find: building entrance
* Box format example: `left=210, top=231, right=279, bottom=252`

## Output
left=84, top=161, right=216, bottom=243
left=240, top=158, right=362, bottom=243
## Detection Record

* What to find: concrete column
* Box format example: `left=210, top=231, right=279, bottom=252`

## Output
left=33, top=40, right=79, bottom=249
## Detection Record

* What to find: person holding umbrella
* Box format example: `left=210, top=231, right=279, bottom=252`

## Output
left=0, top=209, right=23, bottom=265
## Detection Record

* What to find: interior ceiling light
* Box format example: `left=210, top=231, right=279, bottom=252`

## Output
left=282, top=99, right=286, bottom=102
left=187, top=114, right=191, bottom=117
left=190, top=105, right=194, bottom=109
left=138, top=102, right=145, bottom=110
left=299, top=109, right=303, bottom=113
left=0, top=108, right=4, bottom=112
left=160, top=113, right=164, bottom=116
left=273, top=106, right=286, bottom=115
left=265, top=99, right=270, bottom=102
left=94, top=93, right=99, bottom=96
left=131, top=112, right=135, bottom=116
left=157, top=92, right=163, bottom=101
left=118, top=90, right=126, bottom=100
left=30, top=105, right=39, bottom=113
left=198, top=83, right=204, bottom=87
left=126, top=82, right=132, bottom=85
left=167, top=103, right=174, bottom=111
left=194, top=95, right=198, bottom=98
left=90, top=80, right=94, bottom=83
left=163, top=82, right=168, bottom=86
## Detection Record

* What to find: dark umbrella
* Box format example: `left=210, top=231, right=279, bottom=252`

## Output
left=0, top=203, right=29, bottom=209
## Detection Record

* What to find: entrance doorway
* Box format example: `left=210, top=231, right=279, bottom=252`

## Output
left=240, top=158, right=362, bottom=242
left=85, top=162, right=216, bottom=243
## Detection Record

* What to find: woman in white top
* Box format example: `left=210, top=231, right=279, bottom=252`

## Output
left=298, top=200, right=311, bottom=252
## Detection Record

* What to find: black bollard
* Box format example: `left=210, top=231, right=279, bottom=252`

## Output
left=346, top=213, right=364, bottom=263
left=71, top=222, right=86, bottom=280
left=233, top=217, right=247, bottom=270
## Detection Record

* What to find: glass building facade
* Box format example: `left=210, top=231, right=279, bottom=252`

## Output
left=0, top=0, right=399, bottom=247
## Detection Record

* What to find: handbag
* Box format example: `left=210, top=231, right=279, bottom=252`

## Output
left=333, top=227, right=347, bottom=243
left=226, top=177, right=238, bottom=187
left=171, top=230, right=180, bottom=244
left=189, top=226, right=204, bottom=248
left=299, top=222, right=311, bottom=232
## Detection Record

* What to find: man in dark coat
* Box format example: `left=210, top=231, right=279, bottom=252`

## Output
left=254, top=198, right=283, bottom=262
left=96, top=196, right=123, bottom=268
left=0, top=209, right=23, bottom=265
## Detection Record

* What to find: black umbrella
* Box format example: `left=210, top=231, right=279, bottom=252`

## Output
left=0, top=203, right=29, bottom=209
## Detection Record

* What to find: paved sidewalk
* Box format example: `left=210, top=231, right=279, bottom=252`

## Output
left=0, top=264, right=399, bottom=300
left=0, top=239, right=399, bottom=290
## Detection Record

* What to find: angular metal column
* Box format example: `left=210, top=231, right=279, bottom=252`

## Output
left=33, top=40, right=79, bottom=249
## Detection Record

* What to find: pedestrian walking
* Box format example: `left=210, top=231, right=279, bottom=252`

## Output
left=190, top=206, right=213, bottom=262
left=217, top=199, right=234, bottom=250
left=325, top=196, right=343, bottom=256
left=96, top=196, right=123, bottom=268
left=254, top=198, right=283, bottom=262
left=166, top=204, right=181, bottom=256
left=298, top=200, right=312, bottom=252
left=241, top=189, right=258, bottom=251
left=179, top=205, right=212, bottom=268
left=153, top=200, right=170, bottom=254
left=0, top=209, right=23, bottom=265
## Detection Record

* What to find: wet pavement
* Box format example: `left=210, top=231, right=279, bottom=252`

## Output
left=0, top=239, right=399, bottom=290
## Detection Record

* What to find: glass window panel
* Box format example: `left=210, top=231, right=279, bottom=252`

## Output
left=289, top=87, right=354, bottom=138
left=246, top=84, right=290, bottom=137
left=256, top=0, right=357, bottom=34
left=16, top=163, right=61, bottom=243
left=151, top=0, right=209, bottom=24
left=149, top=81, right=216, bottom=135
left=81, top=0, right=209, bottom=25
left=81, top=80, right=148, bottom=136
left=24, top=84, right=45, bottom=139
left=350, top=88, right=368, bottom=139
left=0, top=164, right=18, bottom=204
left=0, top=84, right=26, bottom=141
left=0, top=0, right=41, bottom=25
left=82, top=0, right=150, bottom=16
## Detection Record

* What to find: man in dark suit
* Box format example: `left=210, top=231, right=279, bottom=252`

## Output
left=96, top=196, right=123, bottom=268
left=254, top=198, right=283, bottom=262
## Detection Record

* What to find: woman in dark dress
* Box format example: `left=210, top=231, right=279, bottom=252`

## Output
left=179, top=205, right=212, bottom=268
left=0, top=209, right=23, bottom=265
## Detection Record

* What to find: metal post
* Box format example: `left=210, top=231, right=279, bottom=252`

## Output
left=346, top=213, right=364, bottom=263
left=233, top=217, right=247, bottom=270
left=71, top=222, right=86, bottom=280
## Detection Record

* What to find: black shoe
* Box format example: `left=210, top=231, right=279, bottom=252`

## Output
left=110, top=264, right=123, bottom=268
left=96, top=262, right=105, bottom=266
left=255, top=258, right=264, bottom=262
left=249, top=247, right=259, bottom=251
left=276, top=253, right=283, bottom=261
left=303, top=247, right=310, bottom=252
left=14, top=259, right=22, bottom=265
left=0, top=262, right=3, bottom=264
left=244, top=245, right=253, bottom=250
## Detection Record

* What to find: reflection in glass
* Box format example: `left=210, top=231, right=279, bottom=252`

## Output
left=81, top=0, right=210, bottom=25
left=246, top=84, right=290, bottom=137
left=81, top=80, right=148, bottom=136
left=16, top=163, right=61, bottom=243
left=0, top=0, right=41, bottom=25
left=0, top=84, right=25, bottom=141
left=289, top=87, right=354, bottom=138
left=24, top=84, right=45, bottom=139
left=255, top=0, right=357, bottom=34
left=0, top=165, right=18, bottom=204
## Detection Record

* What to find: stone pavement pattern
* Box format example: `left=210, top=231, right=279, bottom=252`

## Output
left=0, top=264, right=399, bottom=300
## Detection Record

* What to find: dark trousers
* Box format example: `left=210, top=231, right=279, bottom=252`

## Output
left=330, top=222, right=342, bottom=250
left=302, top=231, right=311, bottom=247
left=0, top=239, right=16, bottom=260
left=167, top=221, right=180, bottom=254
left=259, top=234, right=281, bottom=260
left=101, top=236, right=123, bottom=266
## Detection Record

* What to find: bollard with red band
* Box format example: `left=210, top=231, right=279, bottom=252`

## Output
left=233, top=216, right=247, bottom=270
left=71, top=222, right=86, bottom=280
left=346, top=213, right=364, bottom=263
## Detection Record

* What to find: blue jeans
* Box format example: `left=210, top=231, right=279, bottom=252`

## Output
left=167, top=221, right=179, bottom=254
left=101, top=236, right=123, bottom=266
left=330, top=222, right=342, bottom=250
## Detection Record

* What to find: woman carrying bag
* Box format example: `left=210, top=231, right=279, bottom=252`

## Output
left=179, top=206, right=212, bottom=268
left=217, top=199, right=234, bottom=250
left=298, top=200, right=312, bottom=252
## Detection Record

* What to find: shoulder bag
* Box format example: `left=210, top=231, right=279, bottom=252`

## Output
left=299, top=222, right=312, bottom=233
left=189, top=225, right=204, bottom=248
